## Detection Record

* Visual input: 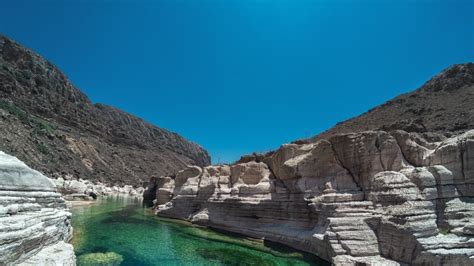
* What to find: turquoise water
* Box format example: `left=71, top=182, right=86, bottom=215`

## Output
left=70, top=196, right=328, bottom=266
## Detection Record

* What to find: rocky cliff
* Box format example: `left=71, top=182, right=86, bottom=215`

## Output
left=150, top=65, right=474, bottom=265
left=0, top=151, right=75, bottom=265
left=0, top=35, right=210, bottom=186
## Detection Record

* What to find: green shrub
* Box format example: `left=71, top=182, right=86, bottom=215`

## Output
left=439, top=228, right=450, bottom=235
left=0, top=100, right=30, bottom=124
left=35, top=118, right=56, bottom=135
left=35, top=142, right=48, bottom=154
left=0, top=100, right=56, bottom=135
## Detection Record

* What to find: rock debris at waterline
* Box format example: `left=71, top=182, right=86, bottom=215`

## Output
left=149, top=130, right=474, bottom=265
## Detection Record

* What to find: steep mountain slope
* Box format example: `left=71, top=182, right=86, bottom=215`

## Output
left=0, top=35, right=210, bottom=186
left=307, top=63, right=474, bottom=142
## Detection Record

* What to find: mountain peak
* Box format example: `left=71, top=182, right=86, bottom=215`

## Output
left=421, top=63, right=474, bottom=93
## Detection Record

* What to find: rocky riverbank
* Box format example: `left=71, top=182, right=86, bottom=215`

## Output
left=0, top=35, right=210, bottom=187
left=0, top=150, right=146, bottom=265
left=150, top=130, right=474, bottom=265
left=50, top=176, right=145, bottom=202
left=0, top=151, right=75, bottom=265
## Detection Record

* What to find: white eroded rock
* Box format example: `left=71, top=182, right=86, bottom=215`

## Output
left=0, top=151, right=75, bottom=265
left=153, top=130, right=474, bottom=265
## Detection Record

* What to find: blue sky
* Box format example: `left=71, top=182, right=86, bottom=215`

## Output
left=1, top=0, right=473, bottom=163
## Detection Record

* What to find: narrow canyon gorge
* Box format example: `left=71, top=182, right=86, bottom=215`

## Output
left=0, top=33, right=472, bottom=265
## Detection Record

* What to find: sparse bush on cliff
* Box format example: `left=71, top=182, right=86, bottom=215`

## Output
left=0, top=99, right=56, bottom=136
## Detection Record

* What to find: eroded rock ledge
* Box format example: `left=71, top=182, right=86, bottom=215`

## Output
left=150, top=130, right=474, bottom=265
left=0, top=151, right=74, bottom=265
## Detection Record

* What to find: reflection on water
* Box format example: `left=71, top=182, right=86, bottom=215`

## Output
left=71, top=196, right=328, bottom=266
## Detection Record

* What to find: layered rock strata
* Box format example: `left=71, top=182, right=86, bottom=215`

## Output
left=0, top=151, right=74, bottom=265
left=153, top=130, right=474, bottom=265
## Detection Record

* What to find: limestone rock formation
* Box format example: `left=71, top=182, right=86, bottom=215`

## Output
left=0, top=35, right=210, bottom=186
left=0, top=151, right=75, bottom=265
left=152, top=130, right=474, bottom=265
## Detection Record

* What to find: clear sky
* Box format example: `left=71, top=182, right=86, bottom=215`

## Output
left=1, top=0, right=473, bottom=163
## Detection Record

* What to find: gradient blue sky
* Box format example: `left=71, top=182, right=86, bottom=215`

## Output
left=1, top=0, right=473, bottom=163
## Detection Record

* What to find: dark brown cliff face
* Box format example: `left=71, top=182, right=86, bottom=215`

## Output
left=0, top=35, right=210, bottom=186
left=306, top=63, right=474, bottom=143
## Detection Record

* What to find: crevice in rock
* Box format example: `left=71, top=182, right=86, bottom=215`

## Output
left=428, top=167, right=449, bottom=231
left=392, top=132, right=418, bottom=167
left=376, top=134, right=387, bottom=171
left=196, top=167, right=204, bottom=196
left=366, top=217, right=384, bottom=259
left=457, top=138, right=467, bottom=197
left=328, top=139, right=361, bottom=193
left=265, top=160, right=292, bottom=196
left=459, top=138, right=466, bottom=182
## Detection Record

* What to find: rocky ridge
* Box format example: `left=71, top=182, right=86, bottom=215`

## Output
left=0, top=151, right=74, bottom=265
left=0, top=35, right=210, bottom=186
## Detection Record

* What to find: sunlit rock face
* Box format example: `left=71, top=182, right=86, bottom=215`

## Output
left=0, top=151, right=75, bottom=265
left=152, top=130, right=474, bottom=265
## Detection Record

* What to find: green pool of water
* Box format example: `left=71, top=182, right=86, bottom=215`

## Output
left=70, top=196, right=328, bottom=266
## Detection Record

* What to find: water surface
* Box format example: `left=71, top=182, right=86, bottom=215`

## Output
left=71, top=196, right=328, bottom=266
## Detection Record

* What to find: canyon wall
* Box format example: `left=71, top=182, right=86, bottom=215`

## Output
left=152, top=130, right=474, bottom=265
left=0, top=35, right=210, bottom=187
left=0, top=151, right=74, bottom=265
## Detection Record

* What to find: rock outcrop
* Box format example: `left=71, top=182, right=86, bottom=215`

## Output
left=153, top=130, right=474, bottom=265
left=0, top=151, right=74, bottom=265
left=0, top=35, right=210, bottom=186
